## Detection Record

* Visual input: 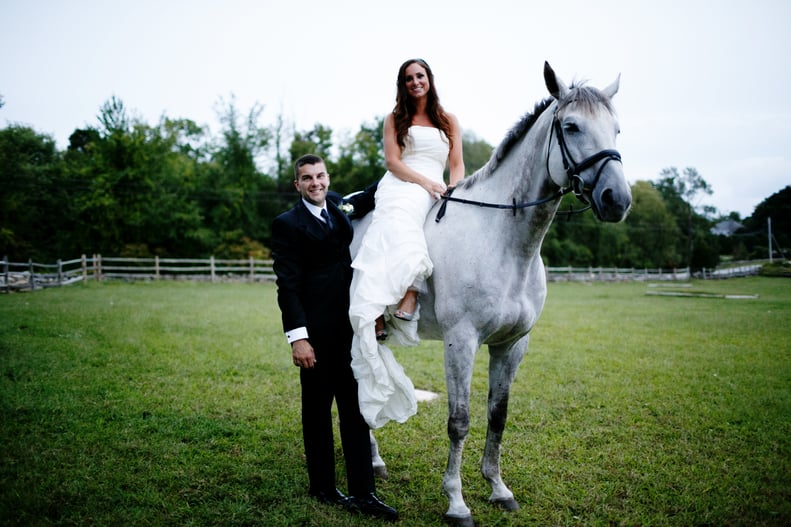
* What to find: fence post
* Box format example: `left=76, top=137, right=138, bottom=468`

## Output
left=81, top=254, right=87, bottom=283
left=29, top=259, right=35, bottom=291
left=210, top=256, right=216, bottom=283
left=97, top=254, right=102, bottom=281
left=57, top=259, right=63, bottom=287
left=249, top=257, right=255, bottom=280
left=3, top=256, right=8, bottom=293
left=155, top=255, right=160, bottom=280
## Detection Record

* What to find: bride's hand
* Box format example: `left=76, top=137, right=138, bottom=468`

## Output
left=424, top=179, right=447, bottom=200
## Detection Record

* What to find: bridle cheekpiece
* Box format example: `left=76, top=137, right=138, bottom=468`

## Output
left=549, top=109, right=622, bottom=205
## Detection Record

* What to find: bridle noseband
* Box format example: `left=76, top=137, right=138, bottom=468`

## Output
left=549, top=111, right=622, bottom=205
left=435, top=105, right=622, bottom=222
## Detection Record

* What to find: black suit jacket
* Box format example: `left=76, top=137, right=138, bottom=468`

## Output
left=327, top=181, right=378, bottom=220
left=272, top=197, right=377, bottom=496
left=271, top=199, right=354, bottom=348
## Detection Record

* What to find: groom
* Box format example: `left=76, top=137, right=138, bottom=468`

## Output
left=270, top=154, right=396, bottom=521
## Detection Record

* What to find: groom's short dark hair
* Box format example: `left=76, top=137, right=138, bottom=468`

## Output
left=294, top=154, right=325, bottom=179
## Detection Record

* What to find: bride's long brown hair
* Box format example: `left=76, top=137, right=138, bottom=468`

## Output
left=392, top=58, right=453, bottom=151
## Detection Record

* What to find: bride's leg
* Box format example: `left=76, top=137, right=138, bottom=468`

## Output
left=375, top=315, right=388, bottom=340
left=394, top=288, right=418, bottom=320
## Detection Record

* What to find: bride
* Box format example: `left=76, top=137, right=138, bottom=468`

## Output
left=348, top=58, right=465, bottom=428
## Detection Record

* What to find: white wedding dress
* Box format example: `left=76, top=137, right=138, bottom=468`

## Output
left=349, top=126, right=449, bottom=429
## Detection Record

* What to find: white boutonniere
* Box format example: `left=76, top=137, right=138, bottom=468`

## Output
left=339, top=203, right=355, bottom=215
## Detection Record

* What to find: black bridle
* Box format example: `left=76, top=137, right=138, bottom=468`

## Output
left=549, top=111, right=622, bottom=206
left=435, top=110, right=622, bottom=222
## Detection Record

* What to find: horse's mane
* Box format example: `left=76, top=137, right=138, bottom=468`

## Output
left=457, top=83, right=614, bottom=189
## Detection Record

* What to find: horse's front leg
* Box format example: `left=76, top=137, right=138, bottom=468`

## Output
left=482, top=336, right=529, bottom=511
left=442, top=335, right=477, bottom=527
left=369, top=430, right=388, bottom=479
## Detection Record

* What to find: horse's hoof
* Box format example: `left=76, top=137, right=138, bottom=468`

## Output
left=373, top=465, right=389, bottom=480
left=491, top=497, right=520, bottom=511
left=444, top=514, right=475, bottom=527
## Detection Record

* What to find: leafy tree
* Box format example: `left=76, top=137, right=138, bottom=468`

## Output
left=544, top=180, right=690, bottom=269
left=0, top=125, right=61, bottom=260
left=334, top=118, right=385, bottom=195
left=288, top=124, right=333, bottom=165
left=622, top=181, right=682, bottom=267
left=139, top=117, right=210, bottom=256
left=740, top=185, right=791, bottom=260
left=61, top=97, right=144, bottom=256
left=461, top=131, right=493, bottom=176
left=272, top=112, right=294, bottom=199
left=655, top=167, right=716, bottom=270
left=201, top=96, right=276, bottom=254
left=62, top=99, right=212, bottom=257
left=543, top=193, right=601, bottom=266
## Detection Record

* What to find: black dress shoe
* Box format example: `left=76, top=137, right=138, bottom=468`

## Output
left=349, top=492, right=398, bottom=521
left=309, top=488, right=349, bottom=506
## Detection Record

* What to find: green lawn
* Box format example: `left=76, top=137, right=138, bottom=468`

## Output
left=1, top=278, right=789, bottom=526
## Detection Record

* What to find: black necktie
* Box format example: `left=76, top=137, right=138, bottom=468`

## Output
left=320, top=208, right=332, bottom=230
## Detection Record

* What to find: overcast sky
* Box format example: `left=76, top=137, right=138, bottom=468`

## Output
left=2, top=0, right=789, bottom=218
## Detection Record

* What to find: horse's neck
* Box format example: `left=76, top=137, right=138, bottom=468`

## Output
left=477, top=115, right=560, bottom=247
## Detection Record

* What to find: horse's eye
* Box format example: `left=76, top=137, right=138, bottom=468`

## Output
left=563, top=122, right=580, bottom=133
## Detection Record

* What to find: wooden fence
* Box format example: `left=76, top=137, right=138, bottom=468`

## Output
left=2, top=255, right=764, bottom=293
left=544, top=266, right=691, bottom=282
left=1, top=255, right=276, bottom=292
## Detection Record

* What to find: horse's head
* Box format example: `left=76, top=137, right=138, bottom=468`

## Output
left=544, top=62, right=631, bottom=222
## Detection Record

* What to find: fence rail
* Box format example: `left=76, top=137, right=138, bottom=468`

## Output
left=2, top=255, right=276, bottom=292
left=2, top=255, right=764, bottom=293
left=544, top=266, right=691, bottom=282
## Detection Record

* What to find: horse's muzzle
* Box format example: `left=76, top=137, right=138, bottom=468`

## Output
left=592, top=173, right=632, bottom=223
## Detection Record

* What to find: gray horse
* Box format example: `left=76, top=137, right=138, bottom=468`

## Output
left=358, top=62, right=631, bottom=526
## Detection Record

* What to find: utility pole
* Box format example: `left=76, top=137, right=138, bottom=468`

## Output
left=768, top=217, right=773, bottom=263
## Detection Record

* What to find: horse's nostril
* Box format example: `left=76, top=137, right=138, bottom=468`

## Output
left=601, top=188, right=615, bottom=206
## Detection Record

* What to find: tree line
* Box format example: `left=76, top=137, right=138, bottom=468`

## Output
left=1, top=96, right=787, bottom=270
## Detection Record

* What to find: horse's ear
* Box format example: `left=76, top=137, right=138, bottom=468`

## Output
left=544, top=61, right=568, bottom=100
left=602, top=74, right=621, bottom=99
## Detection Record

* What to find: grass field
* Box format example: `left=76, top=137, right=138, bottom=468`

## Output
left=1, top=278, right=789, bottom=526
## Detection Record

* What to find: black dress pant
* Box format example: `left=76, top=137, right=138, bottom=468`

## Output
left=299, top=338, right=374, bottom=497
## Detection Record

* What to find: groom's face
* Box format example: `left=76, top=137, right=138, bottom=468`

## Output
left=294, top=161, right=330, bottom=206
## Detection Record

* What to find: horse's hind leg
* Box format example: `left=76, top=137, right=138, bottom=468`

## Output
left=482, top=337, right=529, bottom=511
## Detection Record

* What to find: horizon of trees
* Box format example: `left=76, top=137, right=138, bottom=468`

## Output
left=1, top=96, right=788, bottom=270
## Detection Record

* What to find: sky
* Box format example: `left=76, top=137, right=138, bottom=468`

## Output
left=2, top=0, right=790, bottom=218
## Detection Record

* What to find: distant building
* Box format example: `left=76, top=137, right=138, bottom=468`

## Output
left=711, top=219, right=743, bottom=236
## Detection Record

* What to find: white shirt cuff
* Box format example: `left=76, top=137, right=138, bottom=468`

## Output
left=285, top=327, right=309, bottom=344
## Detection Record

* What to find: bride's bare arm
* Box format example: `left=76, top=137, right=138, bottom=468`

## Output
left=446, top=113, right=465, bottom=187
left=383, top=114, right=447, bottom=198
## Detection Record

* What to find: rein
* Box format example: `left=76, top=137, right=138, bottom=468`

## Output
left=435, top=109, right=622, bottom=223
left=435, top=186, right=571, bottom=222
